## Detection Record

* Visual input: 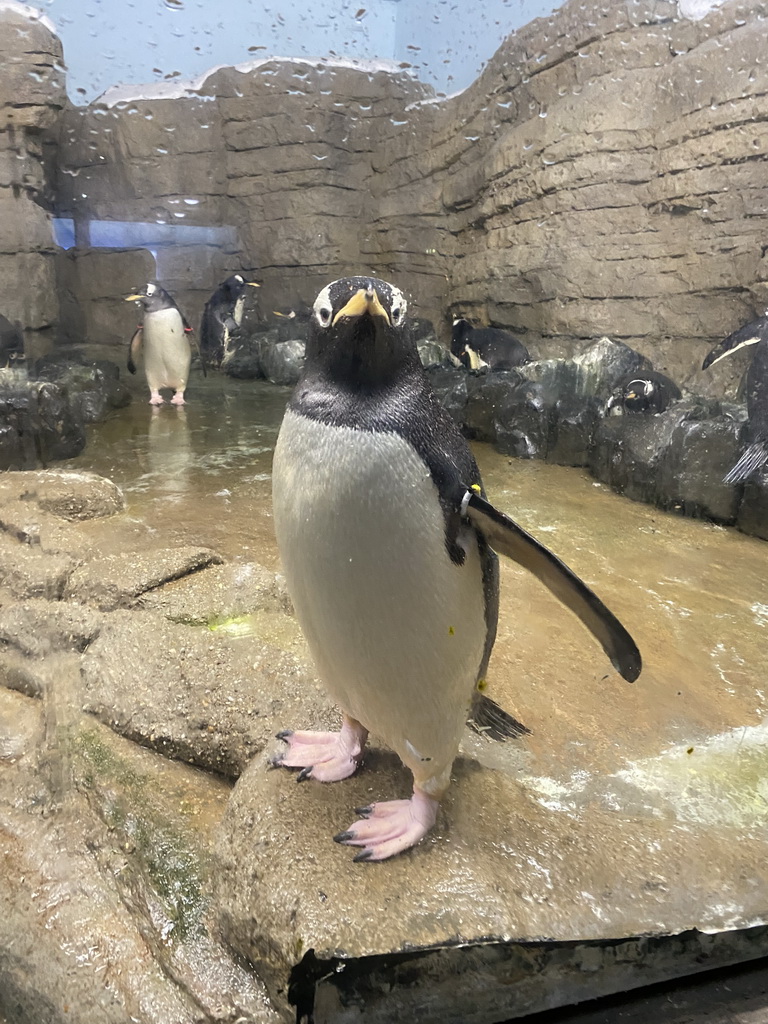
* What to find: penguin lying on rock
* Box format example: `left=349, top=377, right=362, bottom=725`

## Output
left=703, top=312, right=768, bottom=483
left=451, top=317, right=530, bottom=372
left=200, top=274, right=260, bottom=369
left=608, top=370, right=682, bottom=414
left=271, top=276, right=642, bottom=862
left=126, top=283, right=199, bottom=405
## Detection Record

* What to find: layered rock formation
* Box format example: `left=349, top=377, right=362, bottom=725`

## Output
left=0, top=3, right=65, bottom=360
left=14, top=0, right=761, bottom=390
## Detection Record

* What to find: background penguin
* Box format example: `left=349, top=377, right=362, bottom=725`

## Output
left=608, top=370, right=682, bottom=414
left=200, top=274, right=260, bottom=369
left=703, top=312, right=768, bottom=483
left=125, top=282, right=196, bottom=405
left=271, top=276, right=641, bottom=862
left=451, top=317, right=530, bottom=372
left=0, top=314, right=24, bottom=368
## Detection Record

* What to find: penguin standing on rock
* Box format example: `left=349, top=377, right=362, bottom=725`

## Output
left=703, top=311, right=768, bottom=483
left=271, top=276, right=641, bottom=862
left=451, top=317, right=530, bottom=372
left=200, top=274, right=260, bottom=369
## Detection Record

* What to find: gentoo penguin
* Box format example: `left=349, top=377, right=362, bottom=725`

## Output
left=609, top=370, right=682, bottom=414
left=271, top=276, right=641, bottom=862
left=125, top=283, right=195, bottom=405
left=200, top=274, right=260, bottom=369
left=451, top=317, right=530, bottom=372
left=703, top=312, right=768, bottom=483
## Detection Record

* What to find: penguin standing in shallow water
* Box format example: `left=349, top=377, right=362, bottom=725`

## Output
left=200, top=274, right=260, bottom=369
left=126, top=283, right=196, bottom=405
left=271, top=276, right=641, bottom=862
left=703, top=311, right=768, bottom=482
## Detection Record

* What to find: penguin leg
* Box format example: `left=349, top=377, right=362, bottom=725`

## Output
left=334, top=784, right=441, bottom=863
left=274, top=714, right=368, bottom=782
left=149, top=390, right=164, bottom=405
left=170, top=389, right=186, bottom=406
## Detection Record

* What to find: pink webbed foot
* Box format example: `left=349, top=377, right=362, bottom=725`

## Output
left=149, top=391, right=164, bottom=405
left=274, top=716, right=368, bottom=783
left=170, top=390, right=186, bottom=406
left=334, top=788, right=439, bottom=862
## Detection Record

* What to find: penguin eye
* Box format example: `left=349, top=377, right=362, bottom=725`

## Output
left=391, top=305, right=402, bottom=325
left=317, top=307, right=332, bottom=327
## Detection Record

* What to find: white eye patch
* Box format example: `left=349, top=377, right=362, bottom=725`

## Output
left=313, top=282, right=334, bottom=327
left=146, top=282, right=156, bottom=296
left=388, top=285, right=407, bottom=324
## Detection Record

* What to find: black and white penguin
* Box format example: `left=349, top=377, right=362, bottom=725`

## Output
left=609, top=370, right=682, bottom=414
left=125, top=283, right=196, bottom=405
left=271, top=276, right=641, bottom=862
left=703, top=312, right=768, bottom=483
left=451, top=317, right=530, bottom=372
left=200, top=274, right=260, bottom=369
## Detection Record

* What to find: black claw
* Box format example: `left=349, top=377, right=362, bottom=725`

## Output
left=333, top=830, right=355, bottom=844
left=296, top=766, right=313, bottom=782
left=354, top=805, right=373, bottom=817
left=276, top=729, right=294, bottom=740
left=267, top=756, right=284, bottom=770
left=353, top=849, right=374, bottom=863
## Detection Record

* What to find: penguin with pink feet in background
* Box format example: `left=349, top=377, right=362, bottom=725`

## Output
left=125, top=282, right=199, bottom=405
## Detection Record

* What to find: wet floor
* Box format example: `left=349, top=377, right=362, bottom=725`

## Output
left=68, top=372, right=768, bottom=835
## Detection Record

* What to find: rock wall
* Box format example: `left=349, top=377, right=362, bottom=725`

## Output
left=52, top=60, right=432, bottom=343
left=0, top=4, right=65, bottom=359
left=2, top=0, right=768, bottom=381
left=370, top=0, right=768, bottom=383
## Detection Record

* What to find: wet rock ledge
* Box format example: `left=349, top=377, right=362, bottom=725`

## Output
left=1, top=471, right=767, bottom=1024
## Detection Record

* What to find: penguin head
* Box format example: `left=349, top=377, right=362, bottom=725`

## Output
left=125, top=282, right=176, bottom=313
left=450, top=317, right=474, bottom=362
left=221, top=274, right=260, bottom=300
left=306, top=276, right=416, bottom=385
left=622, top=377, right=655, bottom=413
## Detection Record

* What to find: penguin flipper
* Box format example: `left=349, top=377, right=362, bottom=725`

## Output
left=723, top=439, right=768, bottom=484
left=702, top=324, right=763, bottom=369
left=463, top=491, right=642, bottom=683
left=186, top=325, right=208, bottom=377
left=127, top=326, right=143, bottom=374
left=468, top=692, right=530, bottom=740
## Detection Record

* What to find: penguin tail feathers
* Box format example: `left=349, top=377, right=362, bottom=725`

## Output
left=468, top=693, right=531, bottom=741
left=723, top=440, right=768, bottom=484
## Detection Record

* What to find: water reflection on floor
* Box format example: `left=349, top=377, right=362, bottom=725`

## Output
left=69, top=375, right=768, bottom=832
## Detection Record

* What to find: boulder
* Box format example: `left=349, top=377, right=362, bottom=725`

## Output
left=425, top=366, right=468, bottom=426
left=64, top=546, right=224, bottom=611
left=463, top=371, right=524, bottom=443
left=494, top=378, right=552, bottom=460
left=417, top=338, right=448, bottom=369
left=260, top=340, right=305, bottom=386
left=0, top=375, right=86, bottom=470
left=655, top=413, right=743, bottom=522
left=590, top=398, right=745, bottom=521
left=0, top=468, right=125, bottom=521
left=223, top=332, right=275, bottom=380
left=34, top=357, right=131, bottom=423
left=738, top=472, right=768, bottom=541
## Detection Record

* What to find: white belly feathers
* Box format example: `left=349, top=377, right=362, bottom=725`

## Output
left=272, top=408, right=486, bottom=783
left=143, top=307, right=190, bottom=391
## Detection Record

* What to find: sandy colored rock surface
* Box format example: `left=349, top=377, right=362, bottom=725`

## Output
left=0, top=688, right=278, bottom=1024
